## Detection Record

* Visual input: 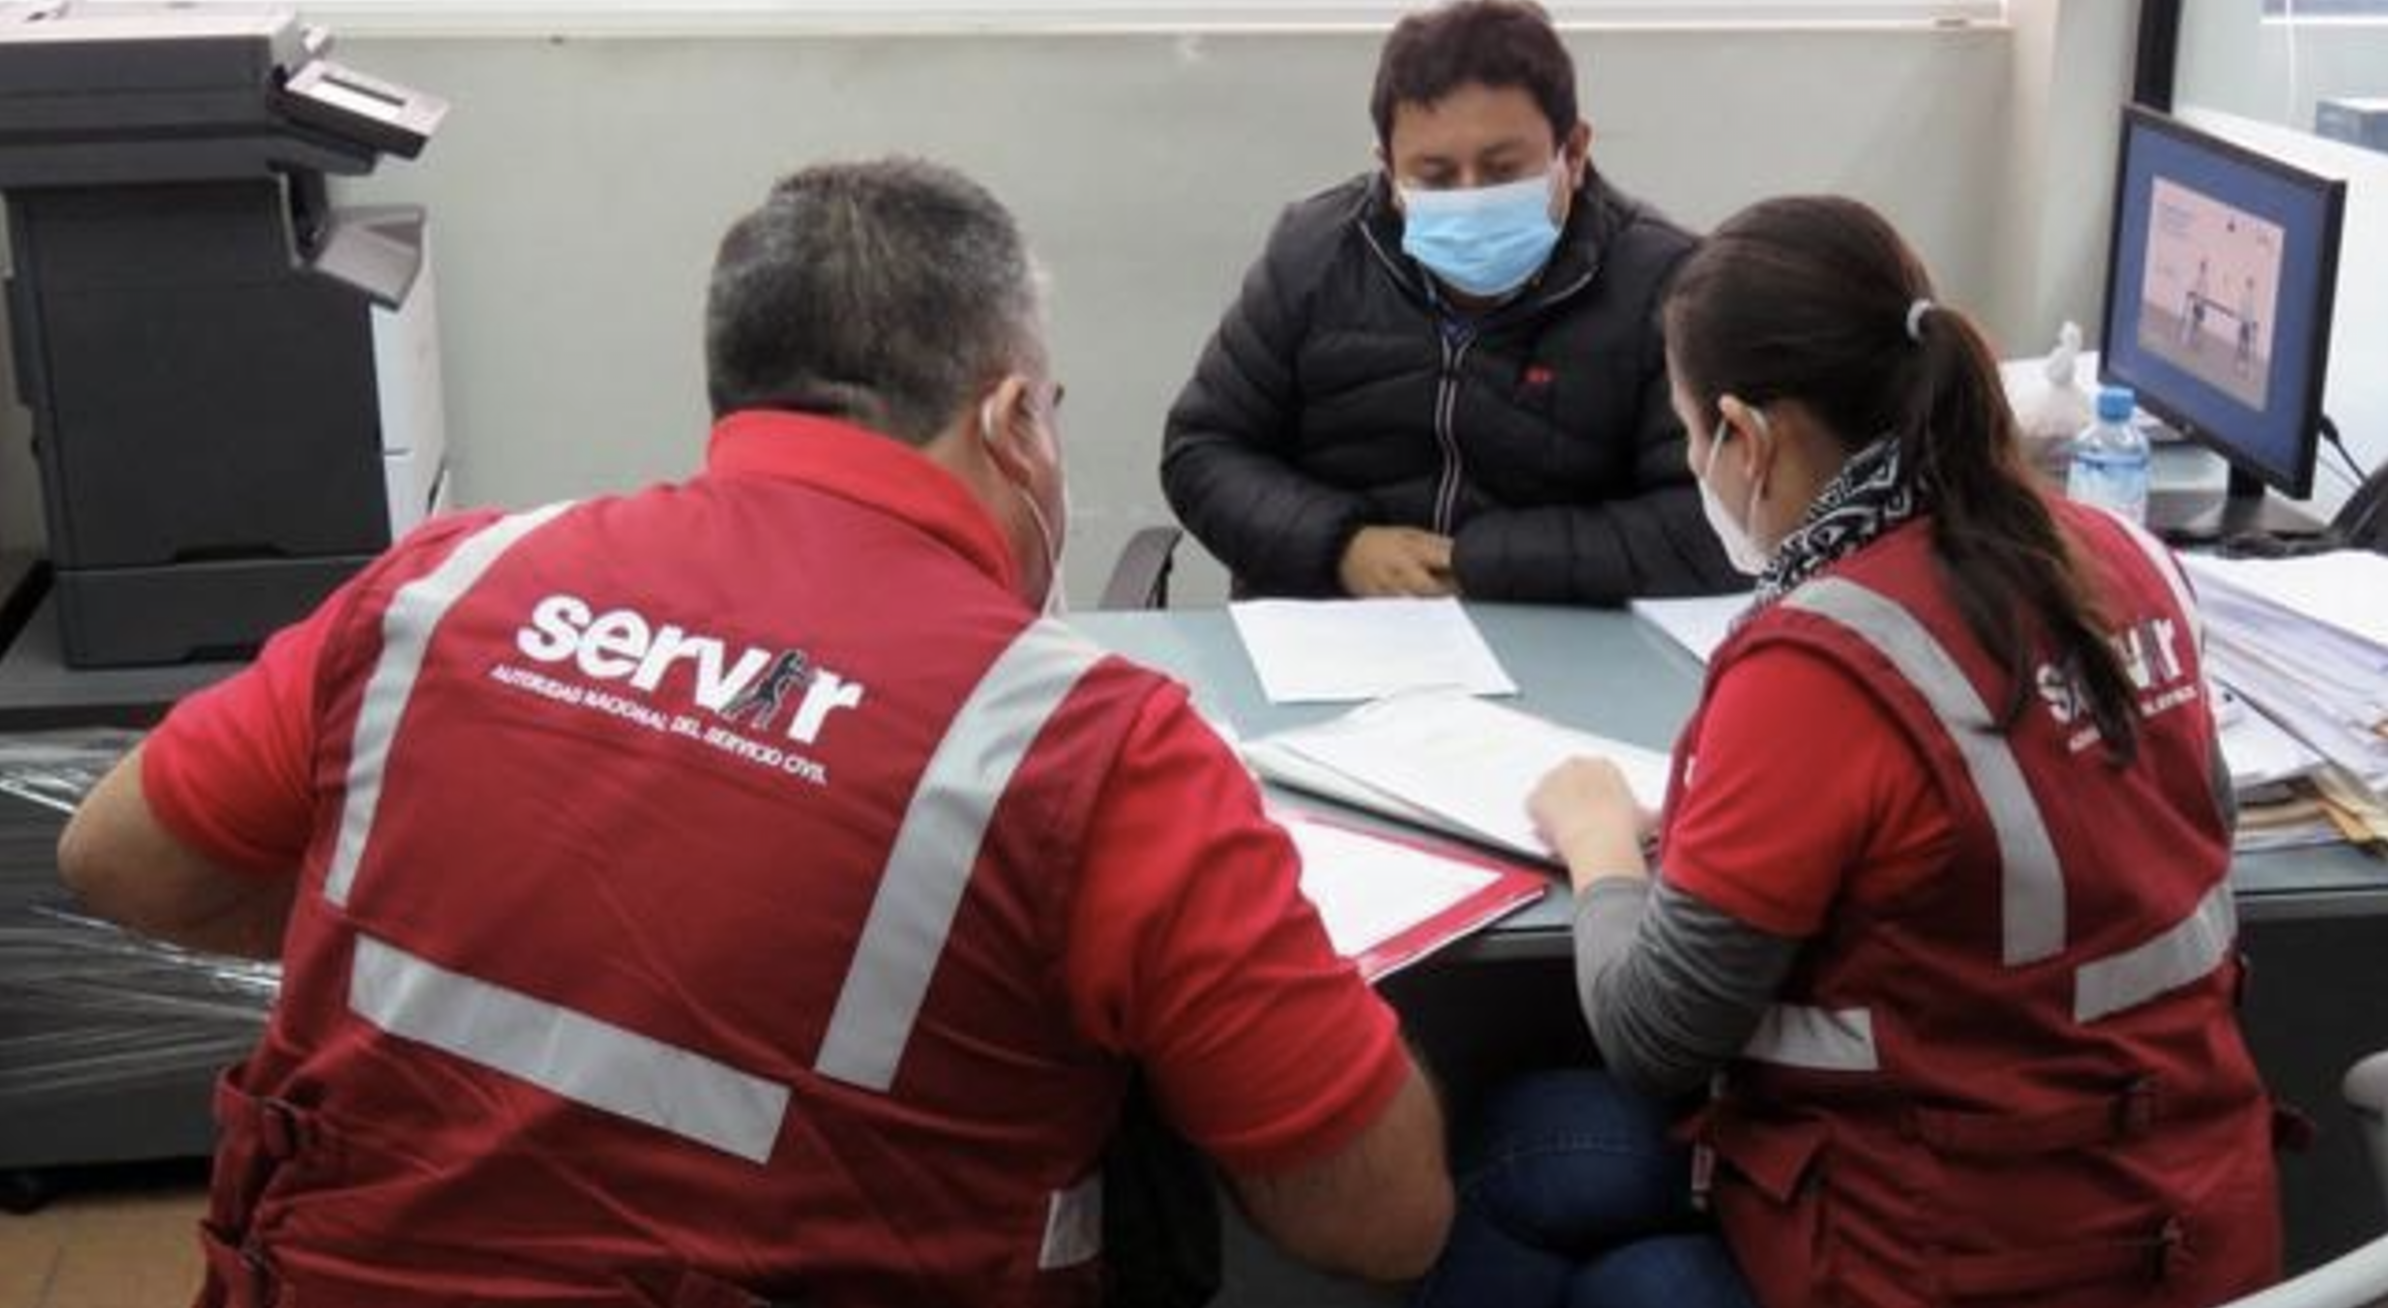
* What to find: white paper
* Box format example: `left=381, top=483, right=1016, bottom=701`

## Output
left=2186, top=551, right=2388, bottom=651
left=2181, top=554, right=2388, bottom=804
left=2215, top=688, right=2323, bottom=790
left=1283, top=818, right=1501, bottom=958
left=1240, top=737, right=1453, bottom=831
left=1630, top=594, right=1750, bottom=665
left=1258, top=688, right=1669, bottom=859
left=2209, top=638, right=2388, bottom=793
left=1228, top=598, right=1518, bottom=704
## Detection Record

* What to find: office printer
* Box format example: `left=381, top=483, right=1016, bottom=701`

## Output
left=0, top=2, right=448, bottom=667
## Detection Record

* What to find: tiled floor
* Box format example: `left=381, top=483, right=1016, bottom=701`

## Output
left=0, top=1165, right=206, bottom=1308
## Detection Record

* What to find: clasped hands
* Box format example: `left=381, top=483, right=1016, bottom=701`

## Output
left=1338, top=526, right=1458, bottom=598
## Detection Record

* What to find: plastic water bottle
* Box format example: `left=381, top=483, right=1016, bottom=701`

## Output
left=2066, top=384, right=2151, bottom=524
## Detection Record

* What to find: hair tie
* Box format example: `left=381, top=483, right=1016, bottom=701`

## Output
left=1905, top=298, right=1935, bottom=343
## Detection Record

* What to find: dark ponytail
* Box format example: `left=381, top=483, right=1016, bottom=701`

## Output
left=1665, top=196, right=2141, bottom=761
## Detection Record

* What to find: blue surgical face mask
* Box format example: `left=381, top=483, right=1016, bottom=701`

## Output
left=1397, top=164, right=1565, bottom=299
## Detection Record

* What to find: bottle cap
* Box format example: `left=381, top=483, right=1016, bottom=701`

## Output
left=2096, top=385, right=2135, bottom=423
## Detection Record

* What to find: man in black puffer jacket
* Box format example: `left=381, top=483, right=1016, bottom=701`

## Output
left=1162, top=0, right=1743, bottom=604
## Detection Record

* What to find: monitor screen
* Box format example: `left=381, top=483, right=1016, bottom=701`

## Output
left=2100, top=105, right=2345, bottom=505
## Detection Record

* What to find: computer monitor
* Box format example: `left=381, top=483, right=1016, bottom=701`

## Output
left=2099, top=104, right=2346, bottom=540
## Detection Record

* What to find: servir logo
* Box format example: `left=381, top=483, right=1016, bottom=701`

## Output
left=513, top=594, right=866, bottom=747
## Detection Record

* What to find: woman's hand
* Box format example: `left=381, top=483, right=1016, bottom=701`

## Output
left=1528, top=757, right=1653, bottom=893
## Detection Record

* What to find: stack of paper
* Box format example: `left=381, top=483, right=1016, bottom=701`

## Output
left=2184, top=553, right=2388, bottom=796
left=2214, top=686, right=2323, bottom=793
left=2182, top=552, right=2388, bottom=850
left=1244, top=687, right=1670, bottom=862
left=2233, top=794, right=2349, bottom=853
left=1228, top=598, right=1517, bottom=704
left=1277, top=808, right=1547, bottom=982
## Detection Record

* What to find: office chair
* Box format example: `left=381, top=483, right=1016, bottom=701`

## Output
left=2351, top=1051, right=2388, bottom=1203
left=2210, top=1051, right=2388, bottom=1308
left=1096, top=526, right=1183, bottom=611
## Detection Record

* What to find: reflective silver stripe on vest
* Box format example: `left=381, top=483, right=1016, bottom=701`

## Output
left=1741, top=1004, right=1880, bottom=1072
left=2074, top=881, right=2237, bottom=1023
left=324, top=504, right=573, bottom=907
left=1787, top=577, right=2067, bottom=965
left=349, top=933, right=790, bottom=1163
left=1039, top=1173, right=1105, bottom=1270
left=813, top=619, right=1104, bottom=1092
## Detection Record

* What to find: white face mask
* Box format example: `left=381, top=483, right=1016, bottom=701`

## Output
left=1019, top=480, right=1069, bottom=618
left=1698, top=415, right=1771, bottom=576
left=984, top=396, right=1068, bottom=616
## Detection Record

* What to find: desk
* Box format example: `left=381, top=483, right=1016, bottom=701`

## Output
left=1072, top=604, right=2388, bottom=929
left=0, top=590, right=239, bottom=731
left=1072, top=603, right=2388, bottom=1293
left=2148, top=442, right=2330, bottom=542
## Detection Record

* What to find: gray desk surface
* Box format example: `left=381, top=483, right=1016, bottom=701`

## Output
left=1071, top=602, right=2388, bottom=941
left=0, top=591, right=241, bottom=729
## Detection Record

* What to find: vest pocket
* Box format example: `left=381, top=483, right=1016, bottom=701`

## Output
left=1708, top=1112, right=1827, bottom=1205
left=1707, top=1114, right=1835, bottom=1292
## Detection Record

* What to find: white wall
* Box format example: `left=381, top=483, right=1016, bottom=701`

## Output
left=1, top=11, right=2139, bottom=602
left=2178, top=0, right=2388, bottom=132
left=2174, top=3, right=2388, bottom=514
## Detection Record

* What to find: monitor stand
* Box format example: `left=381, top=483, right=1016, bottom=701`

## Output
left=2148, top=469, right=2326, bottom=546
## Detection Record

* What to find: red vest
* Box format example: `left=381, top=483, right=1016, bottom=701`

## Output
left=1674, top=504, right=2279, bottom=1308
left=201, top=432, right=1161, bottom=1308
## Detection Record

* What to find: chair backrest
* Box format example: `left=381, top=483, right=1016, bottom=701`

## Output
left=2212, top=1237, right=2388, bottom=1308
left=1097, top=526, right=1183, bottom=611
left=2208, top=1049, right=2388, bottom=1308
left=2345, top=1050, right=2388, bottom=1206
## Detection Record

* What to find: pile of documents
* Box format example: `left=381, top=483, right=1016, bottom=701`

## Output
left=1244, top=687, right=1670, bottom=863
left=1221, top=599, right=1616, bottom=971
left=2183, top=550, right=2388, bottom=851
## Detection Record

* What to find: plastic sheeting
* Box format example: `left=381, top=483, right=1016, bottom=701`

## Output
left=0, top=729, right=274, bottom=1114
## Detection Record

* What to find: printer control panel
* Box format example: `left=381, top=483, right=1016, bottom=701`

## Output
left=276, top=58, right=447, bottom=159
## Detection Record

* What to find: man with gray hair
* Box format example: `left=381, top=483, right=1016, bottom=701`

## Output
left=59, top=158, right=1452, bottom=1308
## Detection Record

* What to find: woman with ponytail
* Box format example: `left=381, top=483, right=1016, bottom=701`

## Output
left=1417, top=197, right=2281, bottom=1308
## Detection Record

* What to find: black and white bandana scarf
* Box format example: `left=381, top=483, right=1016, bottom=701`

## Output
left=1751, top=434, right=1920, bottom=608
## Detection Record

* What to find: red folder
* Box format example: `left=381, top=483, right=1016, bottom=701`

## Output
left=1273, top=805, right=1553, bottom=983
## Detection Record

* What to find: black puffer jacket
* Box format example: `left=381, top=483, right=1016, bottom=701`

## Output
left=1161, top=170, right=1743, bottom=603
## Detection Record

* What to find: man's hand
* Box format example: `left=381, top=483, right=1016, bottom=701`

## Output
left=1528, top=757, right=1652, bottom=893
left=1337, top=527, right=1458, bottom=598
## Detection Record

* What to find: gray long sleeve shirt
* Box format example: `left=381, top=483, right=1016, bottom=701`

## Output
left=1572, top=877, right=1800, bottom=1100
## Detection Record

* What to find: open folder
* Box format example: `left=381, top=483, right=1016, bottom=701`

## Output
left=1244, top=687, right=1672, bottom=863
left=1277, top=807, right=1548, bottom=982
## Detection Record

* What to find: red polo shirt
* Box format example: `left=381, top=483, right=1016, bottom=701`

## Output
left=141, top=412, right=1408, bottom=1175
